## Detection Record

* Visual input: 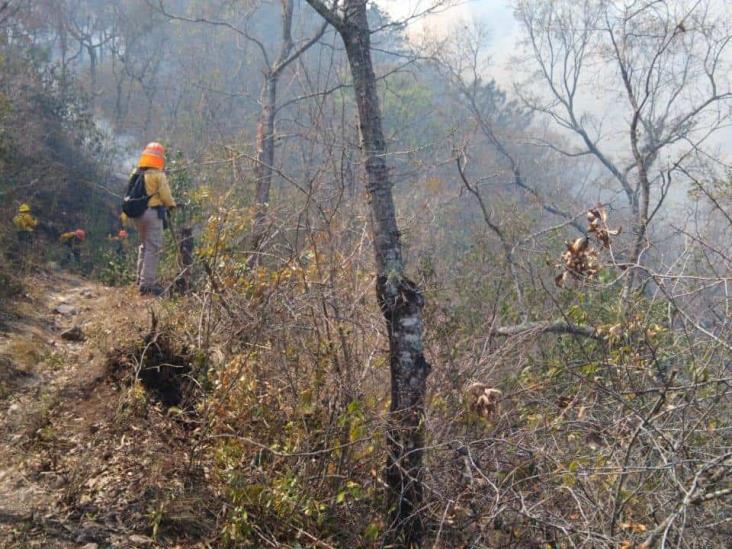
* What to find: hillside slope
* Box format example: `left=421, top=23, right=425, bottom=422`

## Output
left=0, top=272, right=215, bottom=548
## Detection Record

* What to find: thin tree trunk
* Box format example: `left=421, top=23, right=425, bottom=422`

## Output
left=305, top=1, right=431, bottom=544
left=59, top=23, right=68, bottom=100
left=621, top=97, right=650, bottom=301
left=88, top=45, right=97, bottom=110
left=248, top=1, right=325, bottom=264
left=115, top=74, right=124, bottom=125
left=176, top=227, right=194, bottom=294
left=250, top=74, right=278, bottom=260
left=610, top=28, right=651, bottom=302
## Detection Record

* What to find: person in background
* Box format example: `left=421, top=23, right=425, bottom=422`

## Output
left=59, top=228, right=86, bottom=266
left=131, top=142, right=176, bottom=296
left=109, top=228, right=129, bottom=258
left=12, top=203, right=39, bottom=265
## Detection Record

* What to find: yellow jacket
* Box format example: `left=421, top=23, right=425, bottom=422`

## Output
left=140, top=169, right=176, bottom=209
left=13, top=212, right=38, bottom=232
left=60, top=231, right=79, bottom=243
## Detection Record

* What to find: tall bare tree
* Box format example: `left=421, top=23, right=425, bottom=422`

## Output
left=516, top=0, right=732, bottom=298
left=304, top=0, right=432, bottom=544
left=250, top=1, right=326, bottom=262
left=153, top=0, right=325, bottom=261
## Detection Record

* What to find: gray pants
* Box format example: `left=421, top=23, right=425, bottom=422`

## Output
left=133, top=208, right=163, bottom=288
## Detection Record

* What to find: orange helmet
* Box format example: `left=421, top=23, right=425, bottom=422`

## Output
left=75, top=228, right=86, bottom=240
left=138, top=142, right=165, bottom=170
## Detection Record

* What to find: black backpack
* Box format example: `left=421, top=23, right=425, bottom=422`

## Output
left=122, top=169, right=150, bottom=218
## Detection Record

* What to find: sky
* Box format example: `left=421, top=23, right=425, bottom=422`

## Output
left=381, top=0, right=515, bottom=29
left=381, top=0, right=519, bottom=58
left=381, top=0, right=732, bottom=163
left=380, top=0, right=522, bottom=94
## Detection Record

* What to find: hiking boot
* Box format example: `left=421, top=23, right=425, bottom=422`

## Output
left=139, top=285, right=165, bottom=297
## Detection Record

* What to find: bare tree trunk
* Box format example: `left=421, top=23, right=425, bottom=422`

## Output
left=305, top=1, right=430, bottom=544
left=248, top=1, right=325, bottom=263
left=250, top=73, right=278, bottom=259
left=114, top=72, right=124, bottom=125
left=622, top=139, right=650, bottom=300
left=613, top=32, right=651, bottom=301
left=58, top=19, right=68, bottom=100
left=87, top=44, right=97, bottom=110
left=176, top=227, right=194, bottom=294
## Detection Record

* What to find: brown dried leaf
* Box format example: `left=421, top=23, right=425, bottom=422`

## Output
left=466, top=383, right=503, bottom=420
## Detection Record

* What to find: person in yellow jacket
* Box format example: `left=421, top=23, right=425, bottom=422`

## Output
left=13, top=203, right=38, bottom=233
left=60, top=228, right=86, bottom=266
left=131, top=142, right=176, bottom=296
left=12, top=203, right=38, bottom=263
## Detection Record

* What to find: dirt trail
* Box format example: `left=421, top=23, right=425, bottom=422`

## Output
left=0, top=272, right=213, bottom=548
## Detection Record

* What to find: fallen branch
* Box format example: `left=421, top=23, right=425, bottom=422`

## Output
left=492, top=320, right=598, bottom=339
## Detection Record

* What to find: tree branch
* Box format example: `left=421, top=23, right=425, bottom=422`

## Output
left=304, top=0, right=343, bottom=31
left=491, top=320, right=598, bottom=339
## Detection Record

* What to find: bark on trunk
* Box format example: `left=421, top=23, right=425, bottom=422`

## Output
left=307, top=1, right=432, bottom=544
